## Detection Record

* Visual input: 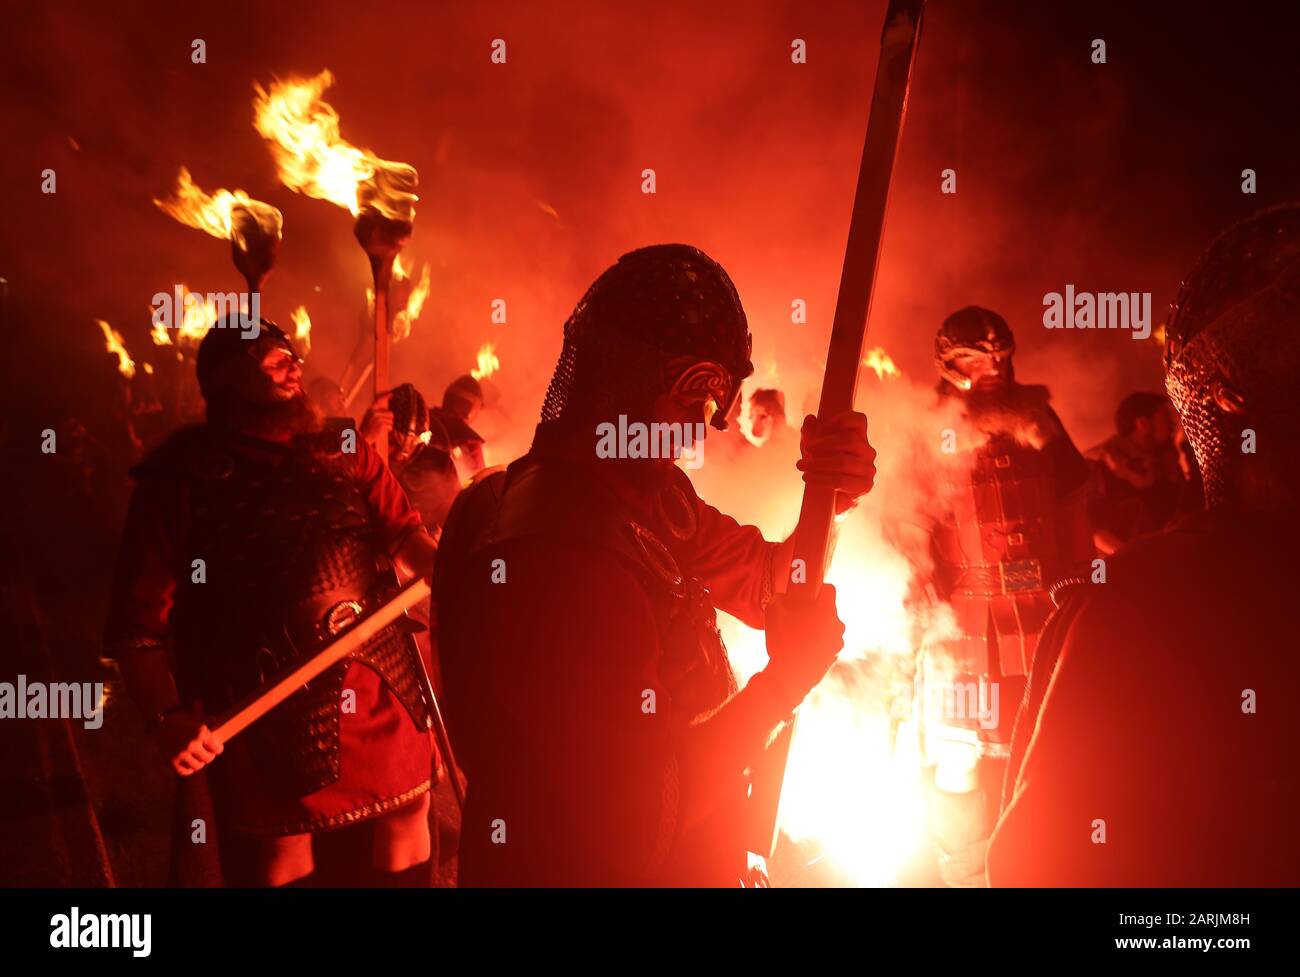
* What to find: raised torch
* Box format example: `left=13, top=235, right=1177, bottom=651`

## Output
left=152, top=166, right=284, bottom=309
left=253, top=69, right=419, bottom=463
left=750, top=0, right=926, bottom=860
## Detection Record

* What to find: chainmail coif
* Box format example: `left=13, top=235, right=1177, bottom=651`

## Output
left=1164, top=203, right=1300, bottom=506
left=540, top=244, right=754, bottom=432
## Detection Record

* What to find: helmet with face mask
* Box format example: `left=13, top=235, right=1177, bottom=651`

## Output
left=935, top=306, right=1016, bottom=391
left=387, top=382, right=430, bottom=468
left=538, top=244, right=754, bottom=434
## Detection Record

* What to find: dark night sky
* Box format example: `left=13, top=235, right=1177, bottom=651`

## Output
left=2, top=0, right=1298, bottom=454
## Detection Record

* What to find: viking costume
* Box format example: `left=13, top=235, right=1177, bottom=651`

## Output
left=385, top=382, right=485, bottom=537
left=104, top=322, right=436, bottom=881
left=989, top=205, right=1300, bottom=886
left=916, top=306, right=1093, bottom=886
left=435, top=245, right=818, bottom=886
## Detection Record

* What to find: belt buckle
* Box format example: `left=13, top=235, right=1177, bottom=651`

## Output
left=999, top=558, right=1043, bottom=594
left=324, top=599, right=365, bottom=636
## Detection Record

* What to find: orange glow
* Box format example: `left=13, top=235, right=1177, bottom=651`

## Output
left=291, top=305, right=313, bottom=354
left=151, top=285, right=218, bottom=350
left=253, top=70, right=417, bottom=221
left=391, top=263, right=431, bottom=343
left=862, top=346, right=901, bottom=380
left=721, top=516, right=950, bottom=884
left=95, top=319, right=136, bottom=378
left=471, top=342, right=500, bottom=380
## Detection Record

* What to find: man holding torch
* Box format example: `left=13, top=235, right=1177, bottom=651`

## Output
left=104, top=317, right=442, bottom=887
left=434, top=244, right=876, bottom=885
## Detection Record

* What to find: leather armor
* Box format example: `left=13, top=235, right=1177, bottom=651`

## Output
left=157, top=428, right=432, bottom=798
left=437, top=456, right=737, bottom=726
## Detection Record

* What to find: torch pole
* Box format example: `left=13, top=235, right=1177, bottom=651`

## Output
left=748, top=0, right=926, bottom=861
left=791, top=0, right=924, bottom=598
left=354, top=205, right=412, bottom=464
left=370, top=253, right=394, bottom=464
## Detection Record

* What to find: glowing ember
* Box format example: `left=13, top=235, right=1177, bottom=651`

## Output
left=471, top=342, right=500, bottom=380
left=95, top=319, right=136, bottom=378
left=152, top=167, right=284, bottom=249
left=862, top=346, right=901, bottom=380
left=290, top=305, right=313, bottom=354
left=253, top=70, right=418, bottom=221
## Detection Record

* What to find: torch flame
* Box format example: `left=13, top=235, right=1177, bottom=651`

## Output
left=290, top=305, right=313, bottom=354
left=471, top=342, right=500, bottom=380
left=96, top=319, right=136, bottom=378
left=153, top=167, right=283, bottom=246
left=391, top=263, right=431, bottom=343
left=150, top=285, right=218, bottom=350
left=253, top=70, right=418, bottom=221
left=862, top=346, right=901, bottom=380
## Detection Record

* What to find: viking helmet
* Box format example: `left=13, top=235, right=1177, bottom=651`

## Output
left=539, top=244, right=754, bottom=432
left=935, top=306, right=1016, bottom=391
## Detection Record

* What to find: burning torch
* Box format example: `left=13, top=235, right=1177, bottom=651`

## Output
left=152, top=169, right=287, bottom=421
left=253, top=70, right=419, bottom=464
left=353, top=164, right=419, bottom=463
left=153, top=166, right=284, bottom=307
left=749, top=0, right=927, bottom=859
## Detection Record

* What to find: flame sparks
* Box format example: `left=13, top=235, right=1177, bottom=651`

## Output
left=290, top=305, right=313, bottom=354
left=253, top=70, right=418, bottom=221
left=95, top=320, right=135, bottom=378
left=471, top=342, right=500, bottom=380
left=153, top=167, right=283, bottom=247
left=862, top=346, right=901, bottom=380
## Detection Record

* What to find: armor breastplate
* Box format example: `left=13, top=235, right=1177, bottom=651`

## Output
left=169, top=432, right=431, bottom=798
left=932, top=433, right=1062, bottom=596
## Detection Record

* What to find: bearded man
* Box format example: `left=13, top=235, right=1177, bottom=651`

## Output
left=435, top=244, right=876, bottom=886
left=104, top=317, right=440, bottom=887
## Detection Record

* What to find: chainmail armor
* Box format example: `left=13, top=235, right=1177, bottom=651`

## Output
left=1164, top=204, right=1300, bottom=506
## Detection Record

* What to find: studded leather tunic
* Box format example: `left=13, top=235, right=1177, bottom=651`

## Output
left=106, top=425, right=435, bottom=825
